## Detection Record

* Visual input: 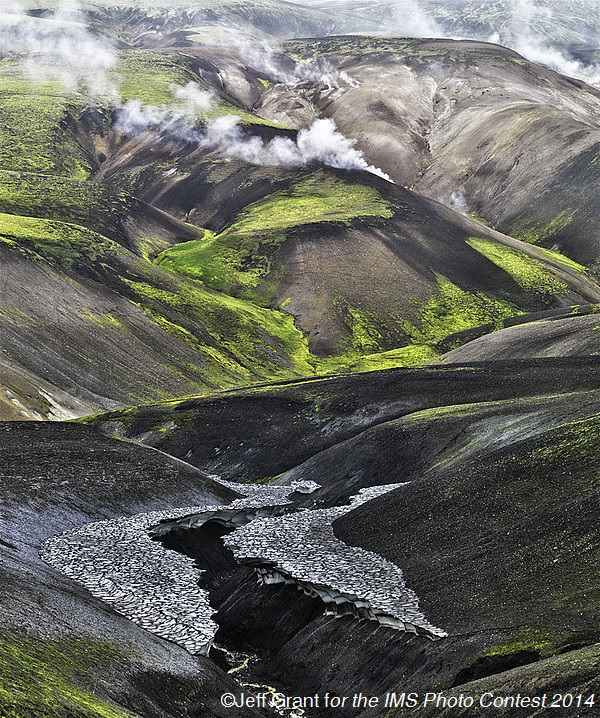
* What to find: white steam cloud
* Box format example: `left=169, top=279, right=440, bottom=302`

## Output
left=450, top=189, right=470, bottom=215
left=391, top=0, right=444, bottom=38
left=499, top=0, right=600, bottom=85
left=114, top=82, right=215, bottom=142
left=389, top=0, right=600, bottom=86
left=115, top=85, right=390, bottom=181
left=235, top=41, right=359, bottom=89
left=0, top=0, right=118, bottom=97
left=202, top=115, right=391, bottom=179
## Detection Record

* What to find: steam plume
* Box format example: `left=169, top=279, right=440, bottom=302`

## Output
left=391, top=0, right=443, bottom=38
left=202, top=116, right=390, bottom=179
left=114, top=83, right=215, bottom=142
left=502, top=0, right=600, bottom=85
left=235, top=40, right=358, bottom=89
left=116, top=85, right=390, bottom=180
left=0, top=0, right=118, bottom=97
left=450, top=190, right=470, bottom=215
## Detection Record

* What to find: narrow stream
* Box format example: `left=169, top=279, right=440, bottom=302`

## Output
left=214, top=644, right=308, bottom=718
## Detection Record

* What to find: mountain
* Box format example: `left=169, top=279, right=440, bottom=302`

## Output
left=1, top=2, right=599, bottom=717
left=3, top=35, right=600, bottom=418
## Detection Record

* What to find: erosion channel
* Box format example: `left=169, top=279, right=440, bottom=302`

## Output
left=42, top=473, right=442, bottom=717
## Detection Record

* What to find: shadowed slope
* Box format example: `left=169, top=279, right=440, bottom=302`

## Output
left=0, top=213, right=314, bottom=419
left=217, top=36, right=600, bottom=266
left=86, top=357, right=600, bottom=481
left=0, top=421, right=265, bottom=718
left=437, top=310, right=600, bottom=363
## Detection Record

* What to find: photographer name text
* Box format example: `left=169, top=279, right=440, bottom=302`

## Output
left=221, top=690, right=596, bottom=712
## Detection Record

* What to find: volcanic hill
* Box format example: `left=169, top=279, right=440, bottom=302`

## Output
left=0, top=2, right=599, bottom=717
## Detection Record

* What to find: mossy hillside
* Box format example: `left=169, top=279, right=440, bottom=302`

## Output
left=119, top=50, right=199, bottom=106
left=401, top=275, right=521, bottom=347
left=510, top=209, right=576, bottom=247
left=122, top=278, right=315, bottom=381
left=467, top=237, right=571, bottom=303
left=154, top=172, right=394, bottom=299
left=0, top=631, right=134, bottom=718
left=0, top=212, right=114, bottom=268
left=0, top=171, right=137, bottom=247
left=0, top=211, right=315, bottom=385
left=325, top=344, right=439, bottom=373
left=316, top=278, right=519, bottom=374
left=0, top=61, right=93, bottom=177
left=119, top=49, right=287, bottom=128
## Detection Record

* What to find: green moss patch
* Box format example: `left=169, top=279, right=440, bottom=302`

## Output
left=120, top=274, right=315, bottom=381
left=510, top=209, right=576, bottom=246
left=534, top=245, right=586, bottom=274
left=0, top=212, right=113, bottom=268
left=0, top=171, right=135, bottom=247
left=0, top=61, right=92, bottom=177
left=483, top=628, right=566, bottom=660
left=119, top=50, right=198, bottom=106
left=402, top=274, right=520, bottom=346
left=325, top=344, right=438, bottom=373
left=0, top=631, right=134, bottom=718
left=316, top=276, right=519, bottom=374
left=530, top=412, right=600, bottom=468
left=222, top=172, right=394, bottom=232
left=467, top=237, right=570, bottom=302
left=119, top=50, right=287, bottom=128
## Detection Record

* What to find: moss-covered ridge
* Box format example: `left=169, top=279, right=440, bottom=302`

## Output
left=467, top=237, right=573, bottom=303
left=154, top=171, right=394, bottom=298
left=0, top=171, right=135, bottom=247
left=150, top=169, right=599, bottom=372
left=0, top=210, right=315, bottom=406
left=0, top=48, right=284, bottom=184
left=0, top=60, right=97, bottom=177
left=0, top=170, right=201, bottom=257
left=119, top=49, right=287, bottom=128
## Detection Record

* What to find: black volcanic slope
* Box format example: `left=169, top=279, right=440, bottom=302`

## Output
left=331, top=391, right=599, bottom=712
left=3, top=32, right=600, bottom=421
left=2, top=4, right=600, bottom=717
left=436, top=310, right=600, bottom=363
left=205, top=35, right=600, bottom=265
left=94, top=360, right=600, bottom=716
left=89, top=357, right=600, bottom=482
left=0, top=421, right=267, bottom=718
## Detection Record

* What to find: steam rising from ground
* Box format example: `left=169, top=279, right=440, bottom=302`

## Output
left=298, top=0, right=600, bottom=86
left=500, top=0, right=600, bottom=85
left=114, top=83, right=215, bottom=142
left=450, top=189, right=470, bottom=215
left=233, top=41, right=359, bottom=88
left=388, top=0, right=600, bottom=85
left=203, top=116, right=390, bottom=179
left=116, top=86, right=390, bottom=181
left=391, top=0, right=443, bottom=38
left=0, top=0, right=118, bottom=97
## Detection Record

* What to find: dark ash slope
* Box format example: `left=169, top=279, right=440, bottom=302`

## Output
left=0, top=421, right=267, bottom=718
